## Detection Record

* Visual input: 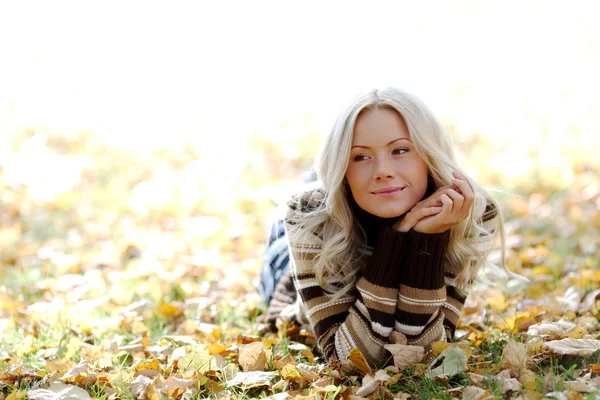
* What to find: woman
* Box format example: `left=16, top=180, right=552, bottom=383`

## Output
left=261, top=87, right=502, bottom=367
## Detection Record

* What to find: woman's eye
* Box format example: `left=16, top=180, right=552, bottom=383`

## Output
left=353, top=154, right=369, bottom=162
left=392, top=147, right=408, bottom=155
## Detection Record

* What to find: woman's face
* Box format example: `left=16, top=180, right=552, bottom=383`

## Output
left=345, top=107, right=429, bottom=218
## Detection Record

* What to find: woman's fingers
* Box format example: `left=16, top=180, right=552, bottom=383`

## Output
left=443, top=188, right=464, bottom=214
left=438, top=193, right=453, bottom=218
left=452, top=171, right=475, bottom=199
left=416, top=206, right=443, bottom=219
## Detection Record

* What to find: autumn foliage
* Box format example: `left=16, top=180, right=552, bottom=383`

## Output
left=1, top=131, right=600, bottom=399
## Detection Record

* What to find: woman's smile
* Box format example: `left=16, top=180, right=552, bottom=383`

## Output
left=371, top=186, right=404, bottom=196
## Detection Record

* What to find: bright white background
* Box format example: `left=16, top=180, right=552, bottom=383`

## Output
left=1, top=1, right=599, bottom=181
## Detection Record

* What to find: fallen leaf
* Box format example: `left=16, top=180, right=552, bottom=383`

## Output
left=348, top=348, right=372, bottom=376
left=390, top=331, right=407, bottom=345
left=28, top=382, right=91, bottom=400
left=280, top=364, right=302, bottom=381
left=237, top=341, right=267, bottom=372
left=428, top=345, right=467, bottom=378
left=543, top=339, right=600, bottom=356
left=226, top=371, right=278, bottom=388
left=564, top=378, right=596, bottom=393
left=467, top=372, right=488, bottom=388
left=430, top=341, right=473, bottom=358
left=384, top=344, right=425, bottom=371
left=5, top=392, right=27, bottom=400
left=179, top=350, right=219, bottom=373
left=462, top=386, right=493, bottom=400
left=497, top=369, right=522, bottom=394
left=131, top=375, right=156, bottom=399
left=355, top=375, right=380, bottom=397
left=135, top=358, right=161, bottom=377
left=519, top=369, right=538, bottom=391
left=499, top=340, right=533, bottom=374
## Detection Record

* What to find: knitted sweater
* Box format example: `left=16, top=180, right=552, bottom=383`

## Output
left=281, top=188, right=498, bottom=367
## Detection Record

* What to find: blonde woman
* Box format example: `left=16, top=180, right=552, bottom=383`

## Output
left=261, top=87, right=502, bottom=367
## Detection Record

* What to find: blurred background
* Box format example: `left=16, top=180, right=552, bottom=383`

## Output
left=1, top=1, right=599, bottom=321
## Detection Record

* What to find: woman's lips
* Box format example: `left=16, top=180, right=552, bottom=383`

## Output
left=372, top=187, right=404, bottom=196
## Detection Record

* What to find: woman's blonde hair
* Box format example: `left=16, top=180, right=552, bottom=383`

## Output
left=288, top=87, right=504, bottom=299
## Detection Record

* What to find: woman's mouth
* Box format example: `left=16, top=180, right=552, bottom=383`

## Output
left=372, top=187, right=404, bottom=196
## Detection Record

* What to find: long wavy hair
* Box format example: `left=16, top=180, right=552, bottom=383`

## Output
left=288, top=87, right=504, bottom=299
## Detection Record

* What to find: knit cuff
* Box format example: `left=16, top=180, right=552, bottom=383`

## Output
left=400, top=230, right=450, bottom=289
left=362, top=226, right=406, bottom=288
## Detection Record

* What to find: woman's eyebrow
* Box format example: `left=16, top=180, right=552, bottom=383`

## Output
left=351, top=137, right=412, bottom=149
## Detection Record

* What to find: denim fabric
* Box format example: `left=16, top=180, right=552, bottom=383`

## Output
left=258, top=219, right=290, bottom=305
left=259, top=170, right=317, bottom=306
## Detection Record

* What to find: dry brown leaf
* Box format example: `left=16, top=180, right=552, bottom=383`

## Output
left=467, top=372, right=488, bottom=388
left=462, top=386, right=493, bottom=400
left=348, top=348, right=372, bottom=376
left=564, top=378, right=597, bottom=393
left=543, top=339, right=600, bottom=356
left=384, top=343, right=425, bottom=371
left=500, top=340, right=533, bottom=374
left=295, top=363, right=320, bottom=382
left=497, top=369, right=522, bottom=394
left=390, top=331, right=408, bottom=345
left=237, top=341, right=267, bottom=372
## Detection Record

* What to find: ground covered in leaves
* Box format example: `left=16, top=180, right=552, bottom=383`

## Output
left=1, top=132, right=600, bottom=400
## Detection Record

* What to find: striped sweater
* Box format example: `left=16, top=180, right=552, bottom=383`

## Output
left=279, top=188, right=498, bottom=367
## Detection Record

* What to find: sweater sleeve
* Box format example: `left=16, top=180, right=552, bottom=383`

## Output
left=286, top=196, right=408, bottom=366
left=394, top=230, right=450, bottom=346
left=397, top=200, right=501, bottom=345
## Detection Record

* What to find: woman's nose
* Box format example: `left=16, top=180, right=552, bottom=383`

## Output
left=374, top=157, right=394, bottom=180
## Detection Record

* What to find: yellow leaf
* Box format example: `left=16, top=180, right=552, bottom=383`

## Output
left=485, top=289, right=508, bottom=311
left=348, top=348, right=372, bottom=376
left=519, top=369, right=537, bottom=391
left=6, top=391, right=27, bottom=400
left=280, top=364, right=302, bottom=381
left=159, top=302, right=182, bottom=319
left=179, top=351, right=219, bottom=373
left=530, top=266, right=553, bottom=277
left=430, top=342, right=473, bottom=359
left=499, top=312, right=531, bottom=331
left=301, top=349, right=315, bottom=363
left=136, top=359, right=160, bottom=373
left=206, top=343, right=229, bottom=355
left=561, top=326, right=587, bottom=339
left=45, top=360, right=74, bottom=374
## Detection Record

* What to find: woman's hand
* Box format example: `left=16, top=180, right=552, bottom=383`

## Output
left=394, top=171, right=475, bottom=233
